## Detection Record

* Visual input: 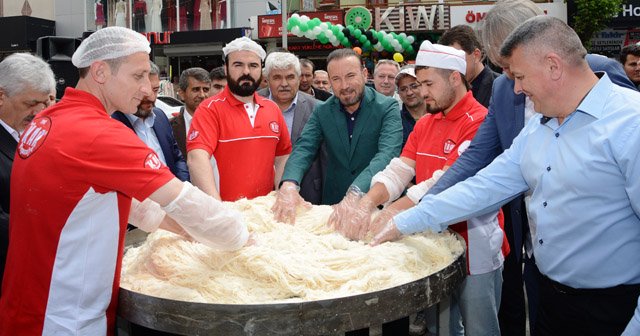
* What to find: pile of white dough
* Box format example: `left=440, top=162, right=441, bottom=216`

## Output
left=120, top=194, right=464, bottom=304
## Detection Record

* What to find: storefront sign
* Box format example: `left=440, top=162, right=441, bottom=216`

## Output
left=449, top=3, right=567, bottom=30
left=590, top=29, right=627, bottom=56
left=610, top=1, right=640, bottom=28
left=144, top=31, right=172, bottom=45
left=285, top=42, right=341, bottom=52
left=258, top=10, right=344, bottom=39
left=374, top=5, right=447, bottom=32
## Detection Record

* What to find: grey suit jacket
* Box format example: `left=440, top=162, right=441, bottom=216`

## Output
left=258, top=89, right=324, bottom=204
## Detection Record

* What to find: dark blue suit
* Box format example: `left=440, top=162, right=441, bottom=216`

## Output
left=428, top=54, right=637, bottom=336
left=112, top=108, right=190, bottom=182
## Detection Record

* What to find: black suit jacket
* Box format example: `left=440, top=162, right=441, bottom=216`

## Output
left=471, top=66, right=499, bottom=108
left=170, top=107, right=188, bottom=159
left=112, top=108, right=190, bottom=181
left=0, top=126, right=17, bottom=293
left=312, top=88, right=332, bottom=102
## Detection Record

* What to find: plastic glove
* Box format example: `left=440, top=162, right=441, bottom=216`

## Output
left=162, top=182, right=249, bottom=251
left=370, top=219, right=403, bottom=246
left=128, top=198, right=166, bottom=232
left=272, top=182, right=311, bottom=224
left=328, top=186, right=364, bottom=237
left=368, top=206, right=401, bottom=239
left=341, top=196, right=377, bottom=241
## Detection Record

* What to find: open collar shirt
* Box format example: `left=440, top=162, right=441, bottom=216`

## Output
left=394, top=74, right=640, bottom=315
left=125, top=112, right=167, bottom=165
left=268, top=90, right=298, bottom=137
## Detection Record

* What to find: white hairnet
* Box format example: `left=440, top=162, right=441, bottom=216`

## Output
left=72, top=27, right=151, bottom=68
left=222, top=37, right=266, bottom=61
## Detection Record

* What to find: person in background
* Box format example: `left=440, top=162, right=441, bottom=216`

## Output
left=394, top=65, right=426, bottom=148
left=299, top=58, right=332, bottom=101
left=0, top=26, right=247, bottom=334
left=0, top=53, right=55, bottom=297
left=620, top=43, right=640, bottom=89
left=209, top=65, right=227, bottom=95
left=258, top=52, right=323, bottom=204
left=313, top=69, right=331, bottom=92
left=373, top=16, right=640, bottom=336
left=373, top=59, right=400, bottom=101
left=112, top=61, right=190, bottom=182
left=170, top=67, right=211, bottom=158
left=439, top=24, right=498, bottom=108
left=187, top=37, right=292, bottom=201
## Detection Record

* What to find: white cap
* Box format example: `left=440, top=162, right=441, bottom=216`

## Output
left=72, top=27, right=150, bottom=68
left=415, top=40, right=467, bottom=76
left=395, top=67, right=417, bottom=84
left=222, top=36, right=266, bottom=61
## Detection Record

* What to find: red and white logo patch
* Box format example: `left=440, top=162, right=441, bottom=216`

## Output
left=269, top=121, right=280, bottom=134
left=144, top=152, right=163, bottom=169
left=188, top=130, right=199, bottom=141
left=18, top=117, right=51, bottom=159
left=443, top=139, right=456, bottom=155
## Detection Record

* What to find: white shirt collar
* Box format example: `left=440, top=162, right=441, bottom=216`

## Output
left=0, top=118, right=20, bottom=142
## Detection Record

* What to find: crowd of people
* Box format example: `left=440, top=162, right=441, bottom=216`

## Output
left=1, top=0, right=640, bottom=335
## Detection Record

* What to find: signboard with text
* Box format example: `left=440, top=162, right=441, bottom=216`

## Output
left=258, top=10, right=344, bottom=39
left=449, top=3, right=567, bottom=30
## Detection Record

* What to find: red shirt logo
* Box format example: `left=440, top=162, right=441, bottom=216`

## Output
left=188, top=130, right=199, bottom=141
left=269, top=121, right=280, bottom=134
left=18, top=117, right=51, bottom=159
left=443, top=139, right=456, bottom=155
left=144, top=152, right=163, bottom=169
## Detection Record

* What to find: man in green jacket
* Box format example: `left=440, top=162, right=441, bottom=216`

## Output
left=273, top=48, right=402, bottom=224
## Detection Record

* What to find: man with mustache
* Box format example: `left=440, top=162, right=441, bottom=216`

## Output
left=171, top=67, right=211, bottom=158
left=0, top=53, right=55, bottom=297
left=373, top=59, right=401, bottom=100
left=272, top=44, right=404, bottom=336
left=187, top=37, right=292, bottom=201
left=258, top=51, right=323, bottom=204
left=112, top=61, right=189, bottom=182
left=299, top=58, right=332, bottom=101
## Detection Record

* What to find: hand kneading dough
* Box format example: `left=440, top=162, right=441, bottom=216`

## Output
left=121, top=193, right=464, bottom=304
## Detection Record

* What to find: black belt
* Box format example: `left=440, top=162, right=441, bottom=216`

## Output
left=542, top=275, right=640, bottom=296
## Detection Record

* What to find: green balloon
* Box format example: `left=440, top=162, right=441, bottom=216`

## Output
left=359, top=35, right=367, bottom=43
left=312, top=18, right=321, bottom=26
left=401, top=40, right=410, bottom=49
left=300, top=23, right=309, bottom=32
left=406, top=45, right=414, bottom=54
left=347, top=25, right=355, bottom=32
left=354, top=29, right=362, bottom=38
left=363, top=40, right=372, bottom=50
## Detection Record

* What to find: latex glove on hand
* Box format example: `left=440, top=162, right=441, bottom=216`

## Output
left=272, top=182, right=311, bottom=224
left=368, top=205, right=401, bottom=239
left=329, top=186, right=370, bottom=240
left=370, top=219, right=402, bottom=246
left=342, top=196, right=377, bottom=241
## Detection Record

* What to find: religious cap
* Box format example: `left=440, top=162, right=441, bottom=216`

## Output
left=222, top=37, right=266, bottom=61
left=395, top=66, right=417, bottom=84
left=415, top=40, right=467, bottom=76
left=71, top=27, right=150, bottom=68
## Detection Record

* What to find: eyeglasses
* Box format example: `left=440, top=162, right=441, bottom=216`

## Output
left=398, top=82, right=421, bottom=94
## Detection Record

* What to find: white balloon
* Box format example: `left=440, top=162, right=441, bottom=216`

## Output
left=300, top=15, right=310, bottom=24
left=329, top=35, right=337, bottom=43
left=326, top=30, right=334, bottom=38
left=407, top=36, right=415, bottom=44
left=291, top=26, right=303, bottom=37
left=399, top=33, right=407, bottom=38
left=313, top=26, right=322, bottom=36
left=319, top=22, right=328, bottom=30
left=385, top=34, right=394, bottom=41
left=394, top=44, right=402, bottom=52
left=304, top=30, right=314, bottom=39
left=291, top=13, right=300, bottom=19
left=331, top=40, right=340, bottom=46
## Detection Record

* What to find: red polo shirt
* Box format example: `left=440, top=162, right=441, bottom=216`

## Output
left=187, top=86, right=292, bottom=201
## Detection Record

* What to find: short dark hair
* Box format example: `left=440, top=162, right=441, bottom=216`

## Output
left=299, top=58, right=315, bottom=71
left=209, top=66, right=225, bottom=81
left=326, top=49, right=362, bottom=68
left=178, top=67, right=211, bottom=91
left=439, top=25, right=483, bottom=55
left=620, top=44, right=640, bottom=64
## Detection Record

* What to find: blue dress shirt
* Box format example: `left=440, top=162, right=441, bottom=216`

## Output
left=268, top=91, right=298, bottom=137
left=125, top=113, right=167, bottom=165
left=393, top=74, right=640, bottom=334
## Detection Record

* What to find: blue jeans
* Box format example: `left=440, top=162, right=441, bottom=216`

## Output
left=450, top=266, right=503, bottom=336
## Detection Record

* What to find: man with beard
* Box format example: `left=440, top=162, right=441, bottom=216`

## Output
left=257, top=52, right=323, bottom=204
left=0, top=53, right=55, bottom=297
left=395, top=65, right=426, bottom=147
left=272, top=45, right=404, bottom=336
left=348, top=41, right=507, bottom=336
left=170, top=67, right=211, bottom=158
left=187, top=37, right=292, bottom=201
left=112, top=61, right=189, bottom=182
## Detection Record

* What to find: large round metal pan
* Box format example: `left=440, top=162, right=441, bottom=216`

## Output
left=118, top=229, right=466, bottom=335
